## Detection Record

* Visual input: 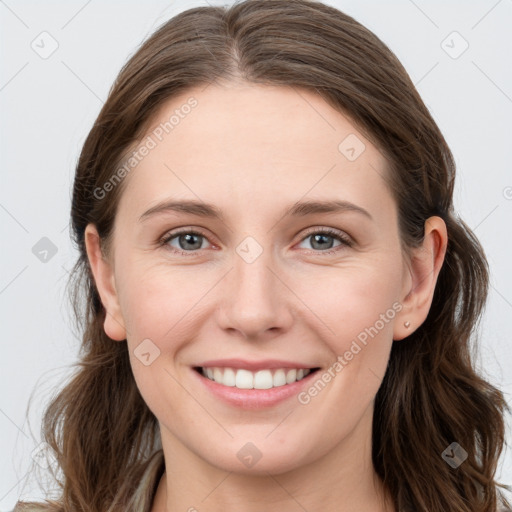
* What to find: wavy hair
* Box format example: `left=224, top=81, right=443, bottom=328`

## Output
left=15, top=1, right=510, bottom=511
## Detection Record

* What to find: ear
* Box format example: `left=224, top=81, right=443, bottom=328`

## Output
left=84, top=223, right=127, bottom=341
left=393, top=216, right=448, bottom=340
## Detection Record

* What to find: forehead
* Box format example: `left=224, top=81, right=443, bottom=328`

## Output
left=116, top=82, right=393, bottom=222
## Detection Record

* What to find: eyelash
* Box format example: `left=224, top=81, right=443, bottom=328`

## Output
left=158, top=226, right=353, bottom=257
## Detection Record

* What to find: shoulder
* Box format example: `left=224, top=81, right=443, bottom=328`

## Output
left=12, top=451, right=165, bottom=512
left=12, top=504, right=50, bottom=512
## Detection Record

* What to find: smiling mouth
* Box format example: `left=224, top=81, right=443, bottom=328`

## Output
left=193, top=366, right=321, bottom=389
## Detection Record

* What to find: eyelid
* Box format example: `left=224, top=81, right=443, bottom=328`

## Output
left=299, top=226, right=352, bottom=244
left=158, top=226, right=214, bottom=249
left=296, top=227, right=353, bottom=255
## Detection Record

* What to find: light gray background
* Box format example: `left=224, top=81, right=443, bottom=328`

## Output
left=1, top=0, right=511, bottom=509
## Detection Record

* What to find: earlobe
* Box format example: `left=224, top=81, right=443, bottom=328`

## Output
left=84, top=224, right=127, bottom=341
left=393, top=216, right=448, bottom=341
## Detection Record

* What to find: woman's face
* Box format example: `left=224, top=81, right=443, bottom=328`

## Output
left=87, top=82, right=418, bottom=474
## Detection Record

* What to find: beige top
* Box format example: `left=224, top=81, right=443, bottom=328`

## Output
left=128, top=449, right=166, bottom=511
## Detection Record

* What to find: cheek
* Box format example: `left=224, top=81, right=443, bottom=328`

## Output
left=118, top=251, right=403, bottom=350
left=118, top=266, right=203, bottom=416
left=295, top=260, right=402, bottom=342
left=291, top=259, right=402, bottom=403
left=118, top=262, right=206, bottom=341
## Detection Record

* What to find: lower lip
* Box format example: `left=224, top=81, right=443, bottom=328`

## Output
left=191, top=367, right=320, bottom=409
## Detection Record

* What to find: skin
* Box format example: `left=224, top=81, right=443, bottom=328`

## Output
left=85, top=82, right=447, bottom=512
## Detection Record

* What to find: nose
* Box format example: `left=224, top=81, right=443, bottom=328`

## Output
left=217, top=244, right=294, bottom=341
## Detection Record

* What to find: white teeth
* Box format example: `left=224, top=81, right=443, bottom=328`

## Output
left=235, top=369, right=253, bottom=389
left=223, top=368, right=236, bottom=387
left=273, top=369, right=287, bottom=387
left=285, top=369, right=297, bottom=384
left=254, top=370, right=273, bottom=389
left=200, top=367, right=312, bottom=389
left=213, top=368, right=224, bottom=383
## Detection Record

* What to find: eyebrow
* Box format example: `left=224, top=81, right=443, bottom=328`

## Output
left=138, top=198, right=373, bottom=222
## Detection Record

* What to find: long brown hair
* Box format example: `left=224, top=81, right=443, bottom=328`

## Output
left=15, top=1, right=511, bottom=511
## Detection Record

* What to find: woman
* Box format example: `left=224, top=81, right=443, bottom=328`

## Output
left=14, top=1, right=511, bottom=511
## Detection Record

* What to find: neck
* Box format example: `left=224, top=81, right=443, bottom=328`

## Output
left=152, top=405, right=395, bottom=512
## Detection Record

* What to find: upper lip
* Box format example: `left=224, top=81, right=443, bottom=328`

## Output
left=196, top=358, right=319, bottom=372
